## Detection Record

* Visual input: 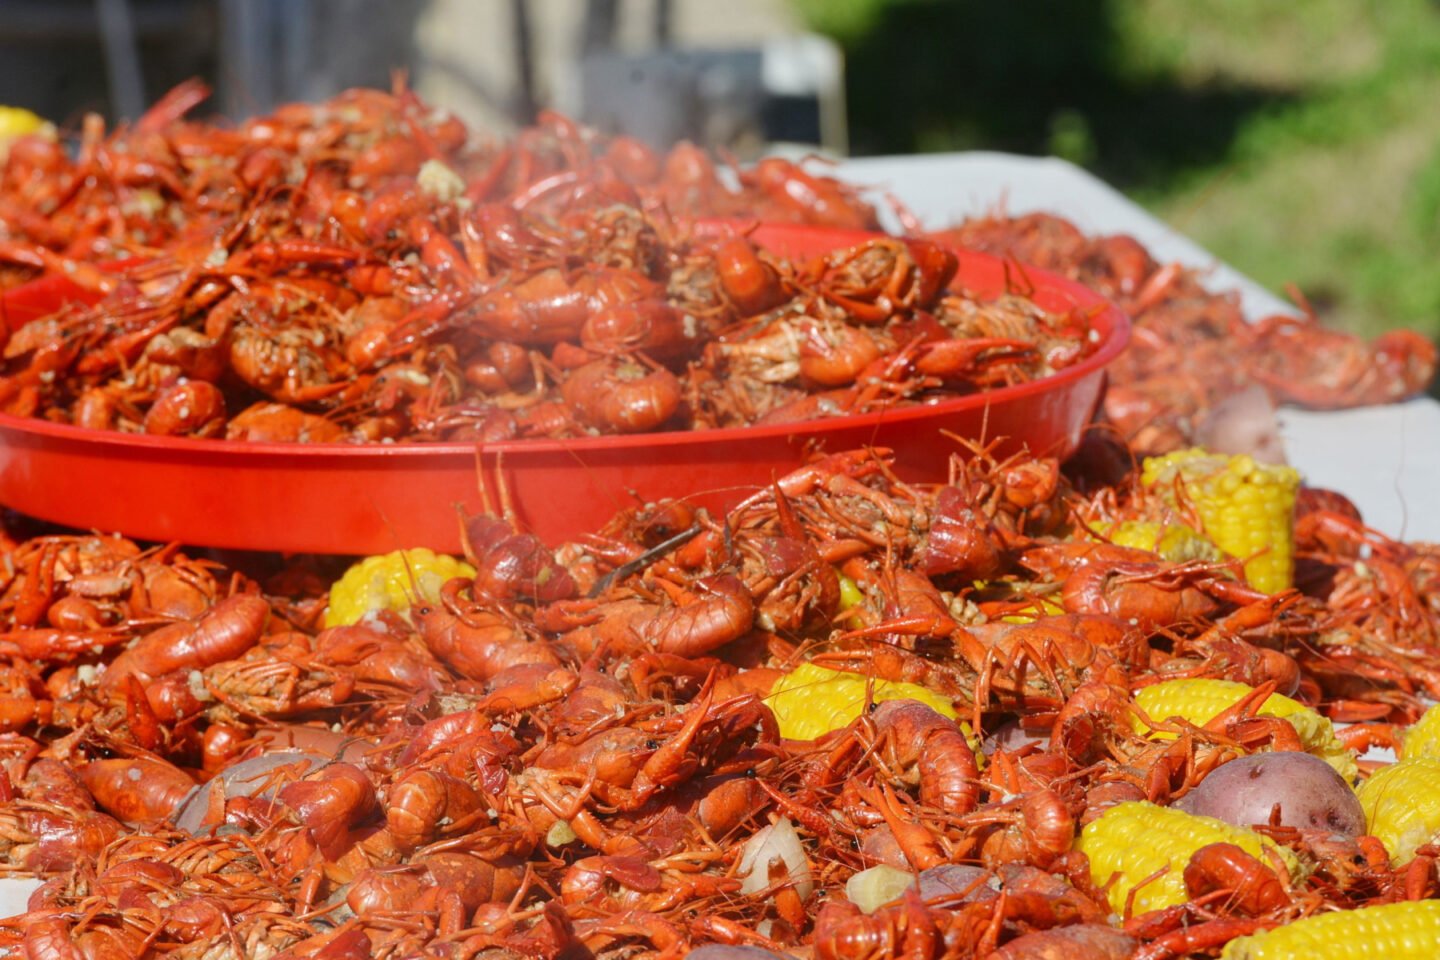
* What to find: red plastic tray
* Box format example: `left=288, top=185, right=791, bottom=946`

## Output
left=0, top=224, right=1128, bottom=553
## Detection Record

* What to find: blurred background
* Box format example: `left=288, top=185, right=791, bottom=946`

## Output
left=2, top=0, right=1438, bottom=344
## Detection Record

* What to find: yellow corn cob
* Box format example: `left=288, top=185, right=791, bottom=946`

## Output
left=1400, top=703, right=1440, bottom=760
left=767, top=662, right=967, bottom=743
left=1142, top=448, right=1300, bottom=594
left=1221, top=899, right=1440, bottom=959
left=1133, top=678, right=1357, bottom=780
left=1077, top=801, right=1300, bottom=915
left=1103, top=520, right=1224, bottom=563
left=324, top=548, right=477, bottom=628
left=0, top=106, right=50, bottom=142
left=1356, top=757, right=1440, bottom=864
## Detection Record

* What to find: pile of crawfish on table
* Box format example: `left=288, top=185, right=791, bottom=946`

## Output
left=0, top=435, right=1438, bottom=960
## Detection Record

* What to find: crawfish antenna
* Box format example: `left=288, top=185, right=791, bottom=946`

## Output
left=885, top=192, right=926, bottom=236
left=1000, top=254, right=1037, bottom=299
left=1284, top=281, right=1317, bottom=321
left=585, top=524, right=701, bottom=599
left=454, top=502, right=480, bottom=568
left=474, top=446, right=497, bottom=519
left=772, top=480, right=804, bottom=541
left=474, top=449, right=519, bottom=528
left=396, top=545, right=426, bottom=610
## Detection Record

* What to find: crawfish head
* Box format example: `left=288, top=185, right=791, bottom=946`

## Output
left=277, top=763, right=379, bottom=858
left=918, top=484, right=1005, bottom=580
left=472, top=531, right=577, bottom=605
left=712, top=236, right=788, bottom=318
left=461, top=510, right=577, bottom=606
left=17, top=808, right=124, bottom=872
left=902, top=238, right=959, bottom=305
left=1182, top=842, right=1290, bottom=916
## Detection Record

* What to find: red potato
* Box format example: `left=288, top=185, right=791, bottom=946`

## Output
left=982, top=718, right=1050, bottom=755
left=990, top=924, right=1137, bottom=960
left=917, top=864, right=998, bottom=902
left=1175, top=751, right=1365, bottom=835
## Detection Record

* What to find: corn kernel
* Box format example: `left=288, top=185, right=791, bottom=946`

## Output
left=837, top=571, right=864, bottom=612
left=325, top=548, right=477, bottom=628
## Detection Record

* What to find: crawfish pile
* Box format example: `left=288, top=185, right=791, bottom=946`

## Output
left=0, top=80, right=878, bottom=282
left=10, top=79, right=1431, bottom=452
left=936, top=213, right=1439, bottom=454
left=1, top=83, right=1099, bottom=442
left=0, top=439, right=1437, bottom=959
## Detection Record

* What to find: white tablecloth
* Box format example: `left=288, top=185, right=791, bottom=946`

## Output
left=834, top=152, right=1440, bottom=543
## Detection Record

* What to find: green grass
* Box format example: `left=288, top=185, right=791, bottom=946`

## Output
left=797, top=0, right=1440, bottom=340
left=1122, top=0, right=1440, bottom=338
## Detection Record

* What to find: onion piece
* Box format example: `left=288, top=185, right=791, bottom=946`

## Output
left=845, top=864, right=916, bottom=913
left=737, top=817, right=813, bottom=900
left=546, top=819, right=579, bottom=847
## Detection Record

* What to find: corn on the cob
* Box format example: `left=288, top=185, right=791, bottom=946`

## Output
left=1221, top=899, right=1440, bottom=959
left=1400, top=703, right=1440, bottom=761
left=1142, top=448, right=1300, bottom=594
left=1357, top=757, right=1440, bottom=864
left=1134, top=678, right=1357, bottom=780
left=767, top=662, right=965, bottom=743
left=324, top=548, right=477, bottom=628
left=1077, top=801, right=1300, bottom=915
left=1103, top=520, right=1224, bottom=563
left=0, top=105, right=51, bottom=144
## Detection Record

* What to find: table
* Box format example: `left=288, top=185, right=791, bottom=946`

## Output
left=833, top=152, right=1440, bottom=544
